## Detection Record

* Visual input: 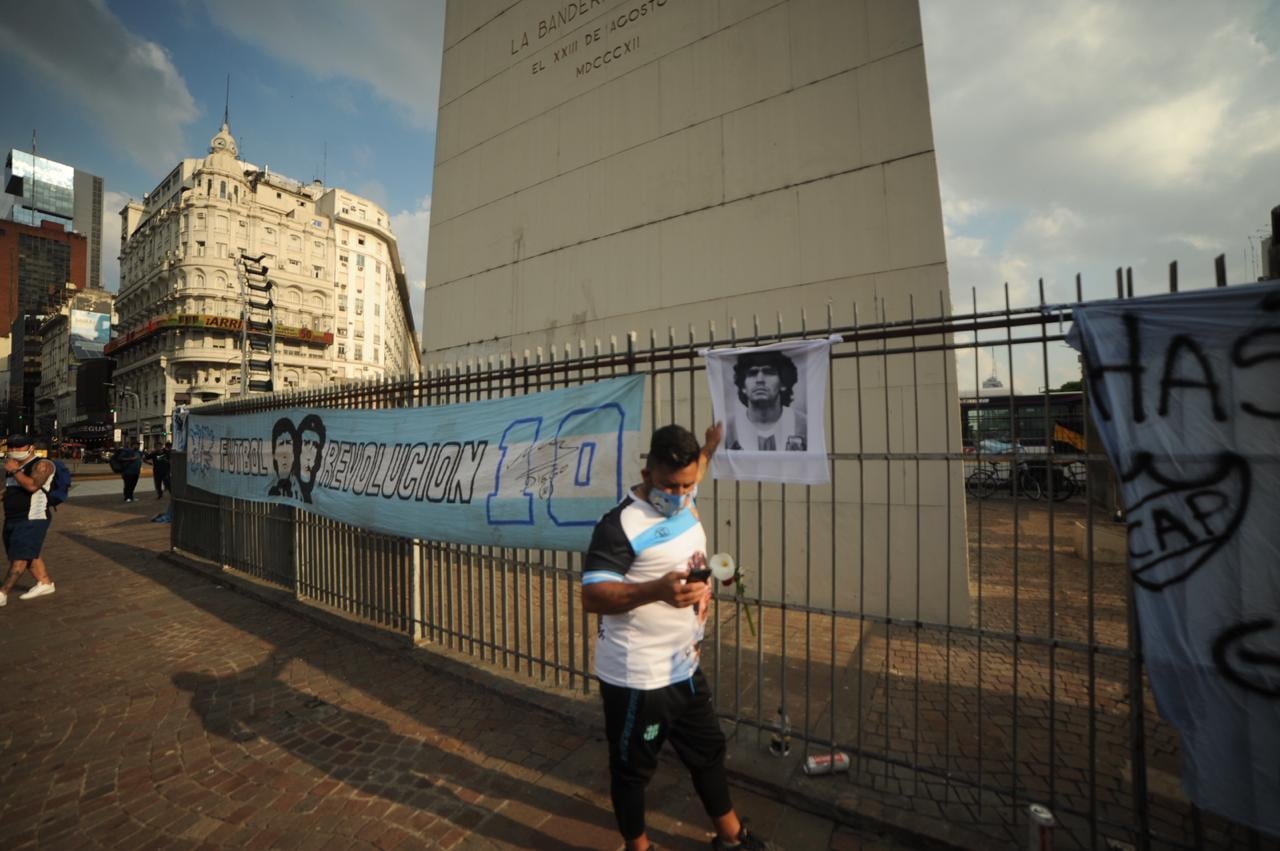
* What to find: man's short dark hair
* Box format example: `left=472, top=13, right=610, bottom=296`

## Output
left=272, top=417, right=297, bottom=448
left=646, top=425, right=700, bottom=471
left=733, top=350, right=799, bottom=407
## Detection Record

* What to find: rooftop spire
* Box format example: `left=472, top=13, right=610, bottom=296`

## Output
left=224, top=73, right=230, bottom=126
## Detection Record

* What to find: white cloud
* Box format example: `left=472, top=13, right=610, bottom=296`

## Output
left=100, top=190, right=131, bottom=292
left=198, top=0, right=446, bottom=130
left=0, top=0, right=198, bottom=169
left=923, top=0, right=1279, bottom=306
left=390, top=195, right=431, bottom=348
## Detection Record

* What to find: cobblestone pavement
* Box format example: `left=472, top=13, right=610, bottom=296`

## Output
left=0, top=494, right=913, bottom=850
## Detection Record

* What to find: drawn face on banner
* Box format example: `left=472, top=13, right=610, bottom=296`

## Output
left=296, top=414, right=327, bottom=500
left=271, top=418, right=298, bottom=483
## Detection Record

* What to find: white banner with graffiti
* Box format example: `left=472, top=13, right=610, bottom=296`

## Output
left=185, top=376, right=645, bottom=552
left=1068, top=282, right=1280, bottom=836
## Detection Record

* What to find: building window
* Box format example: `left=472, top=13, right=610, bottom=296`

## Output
left=357, top=236, right=365, bottom=246
left=195, top=212, right=205, bottom=227
left=355, top=298, right=364, bottom=316
left=338, top=295, right=347, bottom=310
left=312, top=265, right=323, bottom=279
left=374, top=302, right=381, bottom=316
left=355, top=255, right=364, bottom=270
left=217, top=243, right=227, bottom=258
left=264, top=227, right=276, bottom=245
left=219, top=181, right=226, bottom=199
left=196, top=241, right=206, bottom=257
left=338, top=343, right=346, bottom=357
left=215, top=215, right=227, bottom=232
left=340, top=228, right=348, bottom=245
left=354, top=344, right=363, bottom=360
left=338, top=254, right=348, bottom=265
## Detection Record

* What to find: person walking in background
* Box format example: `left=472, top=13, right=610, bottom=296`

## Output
left=0, top=434, right=56, bottom=606
left=146, top=441, right=172, bottom=499
left=112, top=440, right=143, bottom=503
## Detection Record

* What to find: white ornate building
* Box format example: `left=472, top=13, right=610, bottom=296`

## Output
left=112, top=122, right=420, bottom=447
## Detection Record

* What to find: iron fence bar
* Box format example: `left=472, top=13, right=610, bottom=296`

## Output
left=852, top=301, right=866, bottom=777
left=880, top=297, right=893, bottom=787
left=938, top=289, right=955, bottom=809
left=909, top=294, right=922, bottom=798
left=1039, top=280, right=1060, bottom=815
left=1004, top=283, right=1023, bottom=826
left=972, top=287, right=986, bottom=816
left=747, top=314, right=757, bottom=747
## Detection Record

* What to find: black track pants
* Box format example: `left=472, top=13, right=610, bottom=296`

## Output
left=599, top=668, right=733, bottom=840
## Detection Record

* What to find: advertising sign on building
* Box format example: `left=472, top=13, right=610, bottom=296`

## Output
left=69, top=309, right=110, bottom=343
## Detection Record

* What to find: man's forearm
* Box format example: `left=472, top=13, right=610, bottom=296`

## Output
left=582, top=579, right=663, bottom=615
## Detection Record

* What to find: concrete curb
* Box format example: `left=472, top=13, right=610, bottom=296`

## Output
left=158, top=549, right=966, bottom=850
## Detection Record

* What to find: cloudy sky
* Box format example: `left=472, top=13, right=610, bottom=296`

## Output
left=1, top=1, right=1276, bottom=370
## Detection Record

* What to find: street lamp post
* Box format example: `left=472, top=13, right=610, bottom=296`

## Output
left=119, top=386, right=142, bottom=446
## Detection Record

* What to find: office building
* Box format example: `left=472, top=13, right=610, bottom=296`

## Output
left=4, top=150, right=103, bottom=290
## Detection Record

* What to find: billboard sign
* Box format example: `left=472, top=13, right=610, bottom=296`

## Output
left=70, top=310, right=110, bottom=344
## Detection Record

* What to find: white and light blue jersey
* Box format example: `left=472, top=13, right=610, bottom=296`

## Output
left=585, top=487, right=707, bottom=689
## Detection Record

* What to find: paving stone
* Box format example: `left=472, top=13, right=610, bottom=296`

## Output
left=0, top=495, right=914, bottom=851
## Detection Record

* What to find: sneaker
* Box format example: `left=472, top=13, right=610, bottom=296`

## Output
left=19, top=582, right=55, bottom=601
left=0, top=590, right=7, bottom=607
left=711, top=827, right=778, bottom=851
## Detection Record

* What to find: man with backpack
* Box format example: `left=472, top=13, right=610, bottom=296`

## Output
left=0, top=434, right=57, bottom=606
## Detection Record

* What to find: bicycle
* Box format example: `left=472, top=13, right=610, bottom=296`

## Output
left=965, top=460, right=1043, bottom=500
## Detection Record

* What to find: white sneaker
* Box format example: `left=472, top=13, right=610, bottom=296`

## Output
left=19, top=582, right=55, bottom=601
left=0, top=590, right=7, bottom=607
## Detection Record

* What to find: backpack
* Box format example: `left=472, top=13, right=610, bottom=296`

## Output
left=45, top=459, right=72, bottom=507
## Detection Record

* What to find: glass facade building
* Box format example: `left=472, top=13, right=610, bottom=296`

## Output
left=3, top=150, right=103, bottom=289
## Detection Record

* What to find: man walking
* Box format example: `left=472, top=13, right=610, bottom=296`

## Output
left=0, top=435, right=56, bottom=606
left=146, top=441, right=172, bottom=498
left=112, top=440, right=143, bottom=503
left=582, top=423, right=776, bottom=851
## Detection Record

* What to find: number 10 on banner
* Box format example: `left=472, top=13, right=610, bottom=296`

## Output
left=485, top=403, right=627, bottom=528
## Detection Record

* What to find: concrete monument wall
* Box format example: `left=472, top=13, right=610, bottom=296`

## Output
left=425, top=0, right=969, bottom=625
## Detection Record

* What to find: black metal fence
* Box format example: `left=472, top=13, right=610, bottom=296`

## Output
left=171, top=267, right=1274, bottom=850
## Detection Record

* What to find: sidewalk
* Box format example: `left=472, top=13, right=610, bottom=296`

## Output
left=0, top=495, right=911, bottom=850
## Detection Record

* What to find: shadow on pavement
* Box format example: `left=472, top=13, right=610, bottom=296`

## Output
left=65, top=531, right=631, bottom=850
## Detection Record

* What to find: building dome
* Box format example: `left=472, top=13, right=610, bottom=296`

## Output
left=206, top=122, right=239, bottom=162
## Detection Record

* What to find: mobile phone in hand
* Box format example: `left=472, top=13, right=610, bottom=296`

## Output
left=687, top=568, right=712, bottom=583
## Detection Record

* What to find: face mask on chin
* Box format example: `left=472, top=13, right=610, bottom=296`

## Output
left=648, top=484, right=697, bottom=518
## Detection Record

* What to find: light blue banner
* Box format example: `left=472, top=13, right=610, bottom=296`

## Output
left=186, top=375, right=645, bottom=551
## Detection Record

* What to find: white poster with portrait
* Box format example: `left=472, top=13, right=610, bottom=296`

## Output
left=701, top=337, right=838, bottom=485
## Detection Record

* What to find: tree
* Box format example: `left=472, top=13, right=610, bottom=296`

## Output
left=1057, top=380, right=1083, bottom=392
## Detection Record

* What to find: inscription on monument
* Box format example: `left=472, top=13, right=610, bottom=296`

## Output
left=510, top=0, right=669, bottom=79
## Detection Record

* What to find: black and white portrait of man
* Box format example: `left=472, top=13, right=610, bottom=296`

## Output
left=703, top=337, right=837, bottom=485
left=726, top=350, right=808, bottom=452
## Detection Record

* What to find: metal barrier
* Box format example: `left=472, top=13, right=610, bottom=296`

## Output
left=171, top=281, right=1270, bottom=850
